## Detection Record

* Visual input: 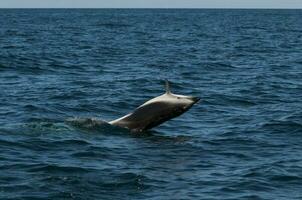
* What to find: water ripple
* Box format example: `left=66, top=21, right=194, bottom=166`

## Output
left=1, top=9, right=302, bottom=200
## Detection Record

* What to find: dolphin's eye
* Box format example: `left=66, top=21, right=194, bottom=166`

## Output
left=177, top=97, right=180, bottom=99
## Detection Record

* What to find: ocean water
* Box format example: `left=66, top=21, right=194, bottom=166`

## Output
left=0, top=9, right=302, bottom=199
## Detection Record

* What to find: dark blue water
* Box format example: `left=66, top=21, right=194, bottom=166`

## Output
left=1, top=9, right=302, bottom=199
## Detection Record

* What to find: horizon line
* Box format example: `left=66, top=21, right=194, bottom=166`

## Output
left=1, top=7, right=302, bottom=9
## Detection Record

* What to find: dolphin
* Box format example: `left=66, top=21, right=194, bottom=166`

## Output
left=109, top=80, right=200, bottom=132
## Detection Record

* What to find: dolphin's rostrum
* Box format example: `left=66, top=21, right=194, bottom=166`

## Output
left=109, top=80, right=200, bottom=132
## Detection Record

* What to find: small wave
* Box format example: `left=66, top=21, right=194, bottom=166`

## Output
left=270, top=174, right=302, bottom=182
left=260, top=120, right=302, bottom=134
left=97, top=172, right=150, bottom=191
left=204, top=136, right=260, bottom=147
left=223, top=96, right=257, bottom=107
left=203, top=62, right=238, bottom=71
left=222, top=179, right=273, bottom=192
left=23, top=121, right=71, bottom=132
left=236, top=194, right=263, bottom=199
left=95, top=23, right=130, bottom=28
left=210, top=94, right=257, bottom=107
left=49, top=90, right=87, bottom=100
left=0, top=183, right=33, bottom=193
left=0, top=139, right=29, bottom=151
left=71, top=151, right=105, bottom=158
left=23, top=104, right=38, bottom=110
left=140, top=133, right=193, bottom=144
left=28, top=164, right=91, bottom=173
left=53, top=139, right=91, bottom=146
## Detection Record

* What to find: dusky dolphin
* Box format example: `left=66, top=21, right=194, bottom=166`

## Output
left=109, top=80, right=200, bottom=132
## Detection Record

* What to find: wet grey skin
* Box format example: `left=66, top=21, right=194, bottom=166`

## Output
left=109, top=81, right=200, bottom=132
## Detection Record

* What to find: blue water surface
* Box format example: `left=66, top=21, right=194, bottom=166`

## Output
left=0, top=9, right=302, bottom=200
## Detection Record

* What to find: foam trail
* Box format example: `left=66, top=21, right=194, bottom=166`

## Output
left=65, top=117, right=110, bottom=129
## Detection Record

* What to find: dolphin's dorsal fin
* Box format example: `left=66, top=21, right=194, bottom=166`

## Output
left=165, top=80, right=171, bottom=94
